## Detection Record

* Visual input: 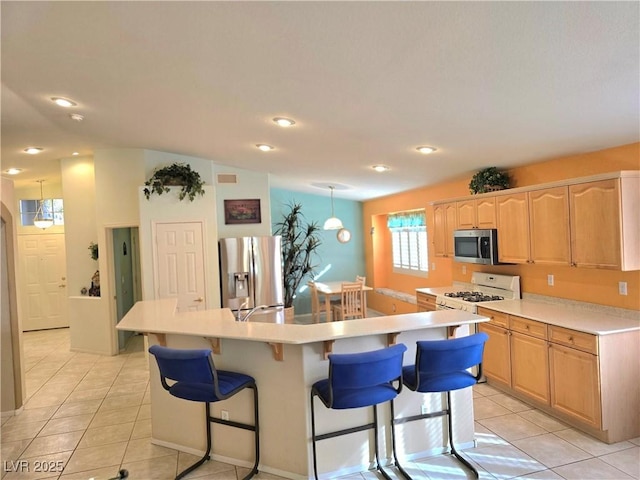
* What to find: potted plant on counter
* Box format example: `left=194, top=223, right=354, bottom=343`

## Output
left=469, top=167, right=510, bottom=194
left=273, top=202, right=322, bottom=321
left=143, top=162, right=205, bottom=201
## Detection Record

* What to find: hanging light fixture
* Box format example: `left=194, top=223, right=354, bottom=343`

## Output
left=33, top=180, right=54, bottom=229
left=323, top=186, right=344, bottom=230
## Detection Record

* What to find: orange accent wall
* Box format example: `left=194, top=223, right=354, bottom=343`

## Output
left=363, top=143, right=640, bottom=313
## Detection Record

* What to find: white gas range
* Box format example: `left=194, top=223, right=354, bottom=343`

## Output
left=435, top=272, right=521, bottom=313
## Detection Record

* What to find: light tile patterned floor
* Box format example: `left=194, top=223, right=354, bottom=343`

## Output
left=1, top=328, right=638, bottom=479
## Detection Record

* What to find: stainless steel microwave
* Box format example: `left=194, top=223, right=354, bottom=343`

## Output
left=453, top=229, right=500, bottom=265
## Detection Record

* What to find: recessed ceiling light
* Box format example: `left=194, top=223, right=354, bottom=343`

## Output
left=51, top=97, right=77, bottom=108
left=5, top=168, right=22, bottom=175
left=273, top=117, right=296, bottom=127
left=256, top=144, right=274, bottom=152
left=72, top=152, right=79, bottom=156
left=69, top=113, right=84, bottom=122
left=416, top=146, right=437, bottom=154
left=372, top=165, right=389, bottom=172
left=24, top=147, right=43, bottom=154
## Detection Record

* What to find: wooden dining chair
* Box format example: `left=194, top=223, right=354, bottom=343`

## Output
left=332, top=282, right=365, bottom=321
left=308, top=282, right=328, bottom=323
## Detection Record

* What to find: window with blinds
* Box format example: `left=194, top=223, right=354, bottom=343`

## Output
left=388, top=210, right=428, bottom=276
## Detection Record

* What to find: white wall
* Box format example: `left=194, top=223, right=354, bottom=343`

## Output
left=1, top=177, right=25, bottom=412
left=212, top=164, right=272, bottom=238
left=138, top=186, right=220, bottom=308
left=60, top=148, right=275, bottom=353
left=60, top=157, right=98, bottom=297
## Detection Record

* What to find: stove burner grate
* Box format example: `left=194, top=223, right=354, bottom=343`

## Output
left=445, top=291, right=504, bottom=303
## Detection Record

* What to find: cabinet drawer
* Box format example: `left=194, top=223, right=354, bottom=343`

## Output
left=477, top=307, right=508, bottom=328
left=549, top=326, right=597, bottom=354
left=416, top=293, right=437, bottom=312
left=510, top=315, right=547, bottom=340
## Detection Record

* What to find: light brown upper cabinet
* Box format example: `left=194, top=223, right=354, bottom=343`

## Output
left=528, top=186, right=571, bottom=265
left=432, top=171, right=639, bottom=270
left=569, top=178, right=639, bottom=270
left=496, top=193, right=530, bottom=263
left=433, top=202, right=457, bottom=257
left=457, top=197, right=497, bottom=229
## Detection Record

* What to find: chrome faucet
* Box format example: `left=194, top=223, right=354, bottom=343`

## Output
left=237, top=304, right=283, bottom=322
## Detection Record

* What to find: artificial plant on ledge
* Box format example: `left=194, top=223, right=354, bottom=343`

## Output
left=469, top=167, right=510, bottom=194
left=143, top=163, right=205, bottom=201
left=273, top=202, right=322, bottom=309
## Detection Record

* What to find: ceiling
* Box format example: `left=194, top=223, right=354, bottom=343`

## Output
left=2, top=2, right=638, bottom=201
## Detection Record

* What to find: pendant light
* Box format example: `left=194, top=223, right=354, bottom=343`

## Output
left=33, top=180, right=54, bottom=229
left=323, top=186, right=344, bottom=230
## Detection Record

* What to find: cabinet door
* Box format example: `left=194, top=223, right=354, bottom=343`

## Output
left=569, top=180, right=621, bottom=269
left=529, top=187, right=571, bottom=265
left=433, top=204, right=446, bottom=257
left=478, top=322, right=511, bottom=388
left=476, top=197, right=497, bottom=229
left=457, top=200, right=477, bottom=229
left=496, top=193, right=530, bottom=263
left=416, top=292, right=437, bottom=312
left=549, top=343, right=601, bottom=428
left=445, top=203, right=457, bottom=257
left=511, top=332, right=550, bottom=404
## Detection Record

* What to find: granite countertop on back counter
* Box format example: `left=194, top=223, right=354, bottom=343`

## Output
left=416, top=287, right=639, bottom=335
left=475, top=297, right=639, bottom=335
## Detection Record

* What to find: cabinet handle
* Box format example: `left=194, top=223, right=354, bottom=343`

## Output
left=525, top=325, right=530, bottom=330
left=568, top=336, right=574, bottom=343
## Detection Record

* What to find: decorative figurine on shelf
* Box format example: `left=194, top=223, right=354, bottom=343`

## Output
left=80, top=287, right=88, bottom=296
left=89, top=270, right=100, bottom=297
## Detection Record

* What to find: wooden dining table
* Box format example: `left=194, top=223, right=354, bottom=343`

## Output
left=312, top=281, right=373, bottom=321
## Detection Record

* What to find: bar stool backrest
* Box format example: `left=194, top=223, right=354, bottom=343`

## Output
left=149, top=345, right=227, bottom=400
left=326, top=343, right=407, bottom=408
left=414, top=332, right=489, bottom=392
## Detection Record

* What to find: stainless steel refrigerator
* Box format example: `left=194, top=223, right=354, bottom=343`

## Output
left=219, top=236, right=284, bottom=318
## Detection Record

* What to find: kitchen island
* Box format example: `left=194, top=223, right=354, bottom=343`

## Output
left=117, top=300, right=489, bottom=479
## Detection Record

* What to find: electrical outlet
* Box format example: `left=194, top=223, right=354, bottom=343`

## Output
left=619, top=282, right=628, bottom=296
left=462, top=265, right=467, bottom=275
left=431, top=262, right=436, bottom=271
left=547, top=274, right=554, bottom=286
left=221, top=410, right=229, bottom=421
left=421, top=404, right=429, bottom=415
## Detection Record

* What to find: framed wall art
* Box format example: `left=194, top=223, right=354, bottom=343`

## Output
left=224, top=199, right=262, bottom=224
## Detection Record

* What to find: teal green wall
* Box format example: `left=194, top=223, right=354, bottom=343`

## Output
left=270, top=188, right=365, bottom=315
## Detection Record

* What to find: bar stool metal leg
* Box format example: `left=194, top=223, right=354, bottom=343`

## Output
left=176, top=403, right=213, bottom=480
left=445, top=392, right=478, bottom=478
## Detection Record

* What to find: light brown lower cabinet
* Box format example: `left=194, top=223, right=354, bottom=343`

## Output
left=477, top=321, right=511, bottom=388
left=511, top=331, right=550, bottom=405
left=476, top=306, right=639, bottom=443
left=549, top=342, right=601, bottom=428
left=416, top=292, right=437, bottom=312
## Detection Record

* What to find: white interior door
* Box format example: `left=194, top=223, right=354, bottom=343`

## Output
left=155, top=222, right=206, bottom=312
left=18, top=233, right=68, bottom=331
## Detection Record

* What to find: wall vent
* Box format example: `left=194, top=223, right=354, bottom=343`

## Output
left=217, top=173, right=238, bottom=184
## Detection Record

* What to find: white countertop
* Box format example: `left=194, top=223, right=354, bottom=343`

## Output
left=416, top=288, right=639, bottom=335
left=476, top=299, right=639, bottom=335
left=116, top=299, right=488, bottom=344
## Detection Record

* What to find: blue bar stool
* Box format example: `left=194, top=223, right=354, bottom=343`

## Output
left=392, top=333, right=489, bottom=479
left=149, top=345, right=259, bottom=480
left=310, top=343, right=408, bottom=480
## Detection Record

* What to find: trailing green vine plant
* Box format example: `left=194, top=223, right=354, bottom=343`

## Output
left=144, top=163, right=205, bottom=201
